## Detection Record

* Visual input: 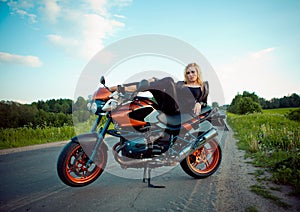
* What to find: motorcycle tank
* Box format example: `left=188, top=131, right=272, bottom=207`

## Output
left=92, top=87, right=112, bottom=100
left=112, top=97, right=155, bottom=127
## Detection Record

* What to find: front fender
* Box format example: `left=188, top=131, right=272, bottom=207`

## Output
left=71, top=133, right=108, bottom=155
left=71, top=132, right=98, bottom=143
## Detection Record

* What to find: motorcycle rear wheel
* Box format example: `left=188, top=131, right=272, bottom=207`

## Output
left=57, top=141, right=107, bottom=187
left=180, top=139, right=221, bottom=178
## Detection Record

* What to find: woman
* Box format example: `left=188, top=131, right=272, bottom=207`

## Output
left=110, top=62, right=208, bottom=116
left=177, top=62, right=209, bottom=115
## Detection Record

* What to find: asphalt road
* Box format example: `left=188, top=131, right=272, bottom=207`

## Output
left=1, top=130, right=295, bottom=212
left=0, top=134, right=228, bottom=212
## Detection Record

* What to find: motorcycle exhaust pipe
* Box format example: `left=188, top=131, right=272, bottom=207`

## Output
left=192, top=128, right=218, bottom=150
left=178, top=128, right=218, bottom=160
left=114, top=153, right=152, bottom=166
left=112, top=144, right=154, bottom=167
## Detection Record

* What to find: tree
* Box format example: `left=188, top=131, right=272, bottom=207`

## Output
left=259, top=97, right=268, bottom=109
left=228, top=91, right=262, bottom=115
left=212, top=102, right=219, bottom=108
left=237, top=97, right=262, bottom=114
left=242, top=91, right=259, bottom=103
left=228, top=94, right=242, bottom=114
left=73, top=97, right=90, bottom=123
left=269, top=98, right=280, bottom=109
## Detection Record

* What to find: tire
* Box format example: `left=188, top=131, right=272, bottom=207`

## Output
left=57, top=141, right=107, bottom=187
left=180, top=139, right=222, bottom=179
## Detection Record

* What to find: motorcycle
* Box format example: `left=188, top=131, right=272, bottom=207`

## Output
left=57, top=76, right=228, bottom=188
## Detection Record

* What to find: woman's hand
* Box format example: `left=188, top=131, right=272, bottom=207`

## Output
left=193, top=102, right=202, bottom=115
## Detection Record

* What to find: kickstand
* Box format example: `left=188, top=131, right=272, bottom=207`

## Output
left=142, top=166, right=165, bottom=188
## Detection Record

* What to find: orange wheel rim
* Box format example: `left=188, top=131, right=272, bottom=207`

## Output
left=187, top=139, right=220, bottom=174
left=65, top=145, right=103, bottom=184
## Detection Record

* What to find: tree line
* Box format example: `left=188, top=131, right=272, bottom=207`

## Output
left=228, top=92, right=300, bottom=120
left=0, top=97, right=90, bottom=129
left=259, top=93, right=300, bottom=109
left=1, top=92, right=299, bottom=129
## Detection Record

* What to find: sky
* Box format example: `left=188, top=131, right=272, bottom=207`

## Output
left=0, top=0, right=299, bottom=104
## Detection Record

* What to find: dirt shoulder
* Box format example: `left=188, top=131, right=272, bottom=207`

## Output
left=216, top=131, right=300, bottom=211
left=0, top=141, right=69, bottom=155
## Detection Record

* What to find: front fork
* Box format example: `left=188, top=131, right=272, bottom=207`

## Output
left=87, top=114, right=112, bottom=166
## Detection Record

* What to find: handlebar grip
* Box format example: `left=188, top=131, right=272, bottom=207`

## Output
left=117, top=85, right=125, bottom=94
left=137, top=79, right=150, bottom=92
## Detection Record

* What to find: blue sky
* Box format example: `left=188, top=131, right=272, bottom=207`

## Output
left=0, top=0, right=299, bottom=104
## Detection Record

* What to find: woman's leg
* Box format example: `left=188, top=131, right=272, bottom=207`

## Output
left=148, top=77, right=179, bottom=115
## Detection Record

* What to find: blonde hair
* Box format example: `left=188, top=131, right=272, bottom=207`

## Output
left=184, top=63, right=203, bottom=88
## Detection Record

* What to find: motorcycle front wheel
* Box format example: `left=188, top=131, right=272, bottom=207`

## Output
left=57, top=141, right=107, bottom=187
left=180, top=139, right=222, bottom=178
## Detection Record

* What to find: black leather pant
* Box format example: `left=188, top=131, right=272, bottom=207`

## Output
left=147, top=77, right=179, bottom=115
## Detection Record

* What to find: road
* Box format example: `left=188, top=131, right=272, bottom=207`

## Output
left=0, top=131, right=297, bottom=211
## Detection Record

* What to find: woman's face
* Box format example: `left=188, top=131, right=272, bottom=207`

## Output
left=186, top=66, right=198, bottom=83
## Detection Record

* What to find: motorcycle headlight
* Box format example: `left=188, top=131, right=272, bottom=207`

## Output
left=90, top=102, right=98, bottom=114
left=87, top=102, right=92, bottom=111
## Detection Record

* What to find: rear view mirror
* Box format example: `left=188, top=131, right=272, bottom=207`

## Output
left=100, top=76, right=105, bottom=85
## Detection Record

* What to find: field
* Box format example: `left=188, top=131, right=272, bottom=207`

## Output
left=262, top=108, right=297, bottom=115
left=0, top=126, right=76, bottom=149
left=227, top=108, right=300, bottom=195
left=0, top=116, right=107, bottom=150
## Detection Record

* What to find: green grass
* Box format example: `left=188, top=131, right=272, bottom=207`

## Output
left=245, top=206, right=259, bottom=212
left=0, top=125, right=76, bottom=149
left=263, top=108, right=298, bottom=115
left=250, top=185, right=290, bottom=208
left=227, top=110, right=300, bottom=197
left=0, top=116, right=109, bottom=150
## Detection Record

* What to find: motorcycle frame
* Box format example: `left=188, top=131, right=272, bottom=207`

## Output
left=86, top=106, right=224, bottom=167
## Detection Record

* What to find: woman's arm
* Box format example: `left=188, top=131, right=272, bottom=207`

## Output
left=194, top=102, right=202, bottom=115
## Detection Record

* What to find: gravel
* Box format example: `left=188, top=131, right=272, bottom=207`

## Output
left=216, top=131, right=300, bottom=212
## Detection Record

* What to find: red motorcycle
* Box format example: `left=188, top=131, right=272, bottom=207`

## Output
left=57, top=76, right=227, bottom=188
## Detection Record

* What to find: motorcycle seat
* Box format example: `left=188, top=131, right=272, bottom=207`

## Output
left=157, top=106, right=212, bottom=128
left=157, top=113, right=193, bottom=128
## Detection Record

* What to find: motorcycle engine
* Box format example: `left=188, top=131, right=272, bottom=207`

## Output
left=121, top=132, right=170, bottom=159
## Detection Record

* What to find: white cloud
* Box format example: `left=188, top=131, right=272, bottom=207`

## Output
left=109, top=0, right=133, bottom=8
left=47, top=34, right=79, bottom=47
left=7, top=0, right=34, bottom=9
left=114, top=14, right=126, bottom=19
left=5, top=0, right=130, bottom=59
left=85, top=0, right=107, bottom=16
left=15, top=9, right=37, bottom=23
left=0, top=52, right=43, bottom=67
left=215, top=47, right=299, bottom=103
left=46, top=2, right=127, bottom=59
left=7, top=0, right=36, bottom=23
left=39, top=0, right=61, bottom=23
left=250, top=47, right=276, bottom=59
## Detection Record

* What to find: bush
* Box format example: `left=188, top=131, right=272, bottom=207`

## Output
left=237, top=97, right=262, bottom=114
left=228, top=91, right=262, bottom=114
left=286, top=108, right=300, bottom=122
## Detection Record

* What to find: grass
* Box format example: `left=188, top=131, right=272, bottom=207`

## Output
left=227, top=108, right=300, bottom=202
left=250, top=185, right=291, bottom=209
left=0, top=125, right=76, bottom=149
left=0, top=115, right=110, bottom=150
left=262, top=108, right=296, bottom=115
left=245, top=206, right=259, bottom=212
